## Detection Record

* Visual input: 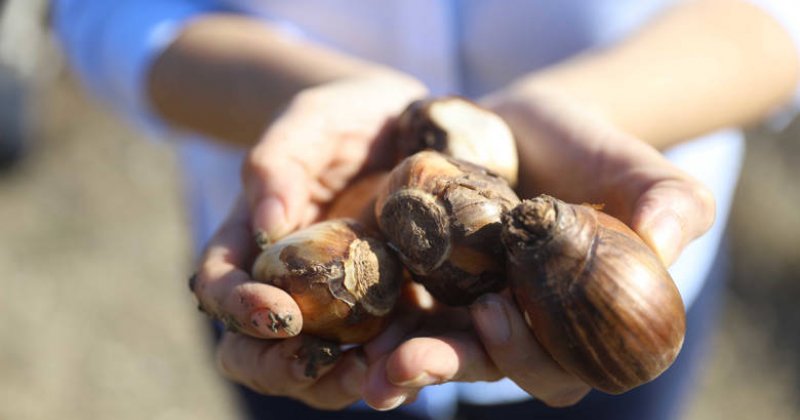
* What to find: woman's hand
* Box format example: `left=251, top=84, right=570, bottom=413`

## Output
left=190, top=196, right=368, bottom=410
left=362, top=87, right=716, bottom=409
left=192, top=194, right=490, bottom=410
left=191, top=75, right=716, bottom=411
left=242, top=74, right=427, bottom=242
left=360, top=289, right=588, bottom=410
left=487, top=88, right=716, bottom=267
left=189, top=73, right=426, bottom=410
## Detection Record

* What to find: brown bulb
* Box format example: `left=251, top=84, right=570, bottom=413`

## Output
left=501, top=195, right=686, bottom=394
left=252, top=219, right=402, bottom=343
left=325, top=172, right=389, bottom=232
left=375, top=151, right=520, bottom=305
left=394, top=96, right=519, bottom=186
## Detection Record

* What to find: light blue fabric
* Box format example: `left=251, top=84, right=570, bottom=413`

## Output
left=53, top=0, right=226, bottom=137
left=52, top=0, right=799, bottom=416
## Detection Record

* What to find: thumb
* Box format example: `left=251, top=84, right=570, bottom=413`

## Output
left=630, top=178, right=716, bottom=266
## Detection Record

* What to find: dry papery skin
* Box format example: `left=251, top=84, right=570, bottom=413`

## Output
left=376, top=151, right=520, bottom=306
left=394, top=96, right=519, bottom=186
left=252, top=218, right=402, bottom=344
left=502, top=195, right=686, bottom=394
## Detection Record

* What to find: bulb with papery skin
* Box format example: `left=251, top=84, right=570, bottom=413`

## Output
left=252, top=218, right=402, bottom=343
left=501, top=195, right=686, bottom=394
left=375, top=151, right=520, bottom=306
left=394, top=96, right=519, bottom=186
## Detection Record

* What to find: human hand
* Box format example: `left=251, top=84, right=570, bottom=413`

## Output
left=194, top=197, right=489, bottom=411
left=242, top=73, right=428, bottom=242
left=362, top=87, right=716, bottom=408
left=486, top=87, right=716, bottom=267
left=189, top=73, right=426, bottom=409
left=195, top=199, right=493, bottom=411
left=190, top=196, right=368, bottom=410
left=359, top=290, right=588, bottom=409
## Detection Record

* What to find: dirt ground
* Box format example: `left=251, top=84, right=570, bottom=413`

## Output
left=1, top=10, right=800, bottom=420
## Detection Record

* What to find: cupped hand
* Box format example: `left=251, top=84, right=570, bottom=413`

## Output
left=242, top=73, right=428, bottom=243
left=193, top=196, right=491, bottom=411
left=364, top=87, right=716, bottom=408
left=190, top=196, right=363, bottom=410
left=485, top=88, right=716, bottom=266
left=360, top=289, right=589, bottom=409
left=189, top=73, right=426, bottom=409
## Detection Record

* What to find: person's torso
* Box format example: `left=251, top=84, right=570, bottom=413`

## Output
left=217, top=0, right=672, bottom=95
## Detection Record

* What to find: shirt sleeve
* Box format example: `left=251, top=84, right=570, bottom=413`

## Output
left=745, top=0, right=800, bottom=128
left=52, top=0, right=223, bottom=134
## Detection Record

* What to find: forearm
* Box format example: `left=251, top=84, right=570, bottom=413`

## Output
left=148, top=14, right=420, bottom=146
left=503, top=0, right=799, bottom=149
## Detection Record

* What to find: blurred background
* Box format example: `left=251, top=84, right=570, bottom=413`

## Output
left=1, top=1, right=798, bottom=419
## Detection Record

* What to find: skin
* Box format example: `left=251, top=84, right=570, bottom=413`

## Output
left=161, top=0, right=800, bottom=411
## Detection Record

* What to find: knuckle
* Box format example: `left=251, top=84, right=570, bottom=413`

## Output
left=243, top=147, right=274, bottom=181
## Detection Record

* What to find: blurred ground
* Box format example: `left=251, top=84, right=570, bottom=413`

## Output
left=1, top=2, right=799, bottom=419
left=683, top=119, right=800, bottom=420
left=0, top=70, right=242, bottom=419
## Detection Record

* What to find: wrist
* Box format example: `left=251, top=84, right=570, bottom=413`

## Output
left=480, top=75, right=613, bottom=152
left=482, top=52, right=628, bottom=139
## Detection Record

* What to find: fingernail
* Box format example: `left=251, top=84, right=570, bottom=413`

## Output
left=341, top=352, right=368, bottom=397
left=254, top=197, right=288, bottom=241
left=471, top=294, right=511, bottom=345
left=375, top=394, right=406, bottom=411
left=250, top=310, right=300, bottom=337
left=394, top=372, right=438, bottom=387
left=644, top=212, right=683, bottom=266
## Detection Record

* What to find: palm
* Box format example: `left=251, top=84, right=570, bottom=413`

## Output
left=243, top=76, right=425, bottom=238
left=487, top=90, right=715, bottom=266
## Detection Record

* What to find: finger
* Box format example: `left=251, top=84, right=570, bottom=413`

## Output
left=362, top=332, right=501, bottom=411
left=193, top=196, right=302, bottom=338
left=630, top=177, right=716, bottom=266
left=362, top=354, right=410, bottom=411
left=399, top=281, right=474, bottom=333
left=496, top=94, right=715, bottom=268
left=470, top=293, right=591, bottom=407
left=587, top=131, right=716, bottom=267
left=243, top=139, right=315, bottom=242
left=385, top=334, right=502, bottom=387
left=216, top=333, right=339, bottom=396
left=362, top=309, right=422, bottom=364
left=300, top=348, right=369, bottom=410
